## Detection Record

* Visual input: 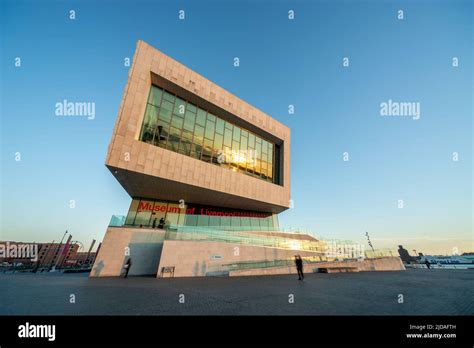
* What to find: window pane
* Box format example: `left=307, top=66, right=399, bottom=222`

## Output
left=268, top=148, right=274, bottom=180
left=186, top=103, right=197, bottom=113
left=233, top=127, right=240, bottom=141
left=202, top=138, right=213, bottom=162
left=155, top=119, right=169, bottom=147
left=148, top=86, right=163, bottom=106
left=197, top=215, right=209, bottom=227
left=125, top=199, right=140, bottom=225
left=143, top=121, right=157, bottom=146
left=224, top=127, right=232, bottom=147
left=179, top=130, right=193, bottom=156
left=260, top=216, right=270, bottom=229
left=267, top=148, right=273, bottom=164
left=216, top=118, right=224, bottom=134
left=194, top=125, right=204, bottom=140
left=191, top=144, right=202, bottom=159
left=196, top=109, right=206, bottom=126
left=222, top=146, right=232, bottom=167
left=239, top=140, right=248, bottom=171
left=221, top=216, right=231, bottom=228
left=184, top=111, right=196, bottom=132
left=212, top=134, right=223, bottom=164
left=207, top=113, right=216, bottom=122
left=134, top=199, right=153, bottom=227
left=174, top=97, right=186, bottom=116
left=140, top=105, right=159, bottom=144
left=250, top=217, right=261, bottom=230
left=168, top=127, right=181, bottom=151
left=231, top=217, right=241, bottom=229
left=143, top=104, right=159, bottom=127
left=166, top=203, right=181, bottom=227
left=163, top=91, right=175, bottom=103
left=241, top=217, right=251, bottom=230
left=232, top=140, right=240, bottom=153
left=209, top=215, right=220, bottom=227
left=262, top=140, right=268, bottom=155
left=261, top=161, right=268, bottom=178
left=240, top=135, right=248, bottom=152
left=205, top=120, right=215, bottom=140
left=248, top=133, right=255, bottom=149
left=247, top=149, right=256, bottom=174
left=150, top=201, right=167, bottom=228
left=192, top=126, right=204, bottom=159
left=213, top=133, right=223, bottom=153
left=185, top=214, right=198, bottom=227
left=171, top=114, right=184, bottom=130
left=255, top=157, right=261, bottom=176
left=178, top=204, right=187, bottom=226
left=256, top=142, right=262, bottom=160
left=159, top=101, right=173, bottom=123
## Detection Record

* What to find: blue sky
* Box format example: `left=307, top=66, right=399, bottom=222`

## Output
left=1, top=0, right=472, bottom=255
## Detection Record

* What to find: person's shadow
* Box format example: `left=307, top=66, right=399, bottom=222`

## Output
left=93, top=260, right=105, bottom=276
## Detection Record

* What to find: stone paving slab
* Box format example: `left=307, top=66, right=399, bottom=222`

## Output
left=0, top=269, right=472, bottom=315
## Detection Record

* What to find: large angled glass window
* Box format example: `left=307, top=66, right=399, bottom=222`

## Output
left=139, top=85, right=278, bottom=184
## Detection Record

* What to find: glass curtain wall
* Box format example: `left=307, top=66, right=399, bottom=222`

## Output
left=125, top=198, right=278, bottom=231
left=139, top=85, right=276, bottom=183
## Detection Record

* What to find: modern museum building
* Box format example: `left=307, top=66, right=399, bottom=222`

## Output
left=91, top=41, right=400, bottom=278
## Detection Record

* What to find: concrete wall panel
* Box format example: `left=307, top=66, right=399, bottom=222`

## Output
left=91, top=227, right=165, bottom=277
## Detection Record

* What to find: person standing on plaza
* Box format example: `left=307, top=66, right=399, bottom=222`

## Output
left=295, top=255, right=304, bottom=280
left=123, top=258, right=132, bottom=278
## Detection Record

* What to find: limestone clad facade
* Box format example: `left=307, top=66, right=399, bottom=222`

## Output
left=106, top=40, right=290, bottom=213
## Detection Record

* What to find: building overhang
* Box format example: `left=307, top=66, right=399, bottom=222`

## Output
left=105, top=40, right=291, bottom=214
left=107, top=164, right=288, bottom=214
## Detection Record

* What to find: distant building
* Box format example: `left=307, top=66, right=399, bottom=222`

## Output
left=67, top=251, right=97, bottom=266
left=36, top=243, right=79, bottom=268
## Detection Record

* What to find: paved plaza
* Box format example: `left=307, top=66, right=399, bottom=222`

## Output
left=0, top=269, right=472, bottom=315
